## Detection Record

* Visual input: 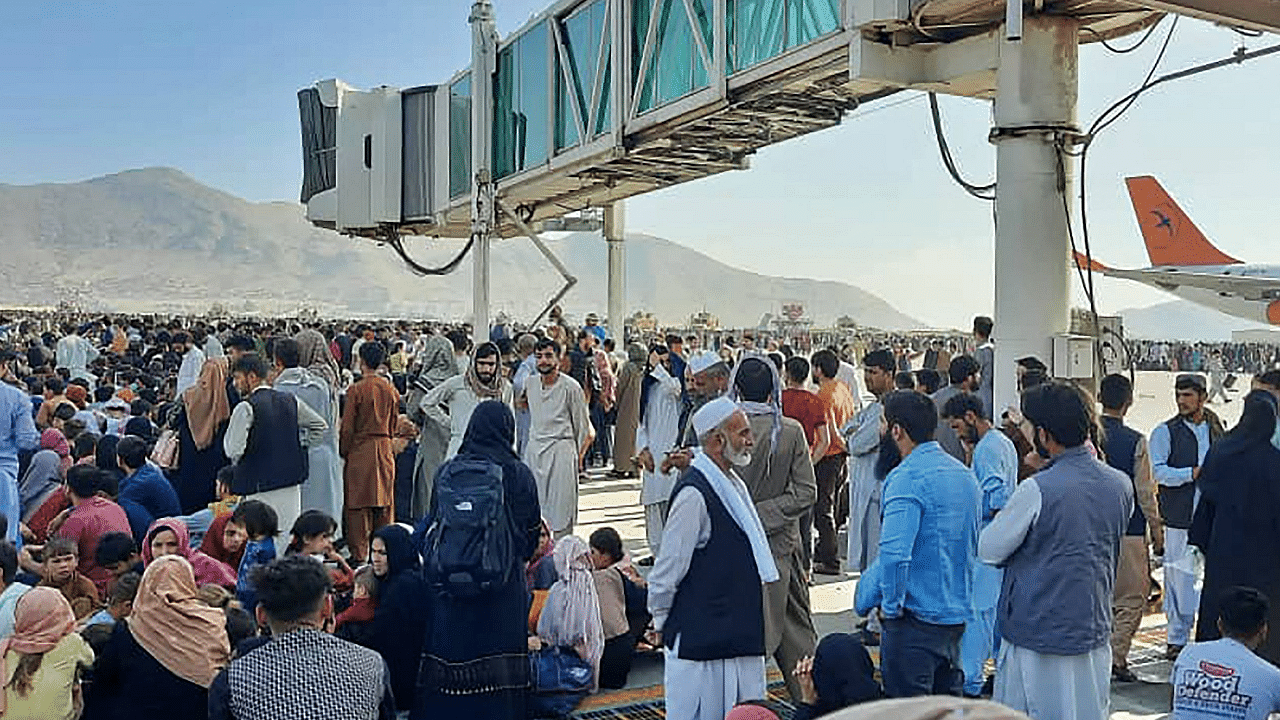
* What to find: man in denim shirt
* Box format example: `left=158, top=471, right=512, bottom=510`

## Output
left=855, top=390, right=980, bottom=697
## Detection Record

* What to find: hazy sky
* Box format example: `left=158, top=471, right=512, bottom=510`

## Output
left=2, top=1, right=1277, bottom=328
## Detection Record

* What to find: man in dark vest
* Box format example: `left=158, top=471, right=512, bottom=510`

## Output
left=1149, top=373, right=1225, bottom=660
left=647, top=396, right=778, bottom=720
left=979, top=382, right=1133, bottom=720
left=224, top=352, right=329, bottom=554
left=1099, top=374, right=1165, bottom=682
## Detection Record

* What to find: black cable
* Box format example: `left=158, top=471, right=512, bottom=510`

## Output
left=928, top=92, right=996, bottom=200
left=385, top=232, right=476, bottom=276
left=1082, top=18, right=1164, bottom=54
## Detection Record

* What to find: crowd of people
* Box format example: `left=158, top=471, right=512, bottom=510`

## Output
left=1131, top=339, right=1280, bottom=375
left=0, top=310, right=1277, bottom=720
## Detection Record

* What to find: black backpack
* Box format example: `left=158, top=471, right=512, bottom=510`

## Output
left=422, top=457, right=514, bottom=597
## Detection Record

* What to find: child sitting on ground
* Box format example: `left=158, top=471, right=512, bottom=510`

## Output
left=37, top=537, right=99, bottom=619
left=82, top=571, right=139, bottom=628
left=588, top=527, right=648, bottom=689
left=335, top=565, right=379, bottom=644
left=231, top=500, right=278, bottom=614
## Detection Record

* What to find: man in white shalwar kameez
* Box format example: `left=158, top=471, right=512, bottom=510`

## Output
left=979, top=383, right=1132, bottom=720
left=525, top=339, right=593, bottom=539
left=648, top=398, right=779, bottom=720
left=634, top=347, right=683, bottom=558
left=422, top=342, right=513, bottom=458
left=55, top=325, right=98, bottom=383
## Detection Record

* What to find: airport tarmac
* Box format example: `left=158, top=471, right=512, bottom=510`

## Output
left=570, top=371, right=1250, bottom=718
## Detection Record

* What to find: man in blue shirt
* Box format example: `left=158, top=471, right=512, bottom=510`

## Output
left=0, top=370, right=40, bottom=545
left=942, top=391, right=1018, bottom=697
left=1171, top=586, right=1280, bottom=720
left=1149, top=374, right=1224, bottom=659
left=855, top=390, right=980, bottom=697
left=116, top=435, right=182, bottom=539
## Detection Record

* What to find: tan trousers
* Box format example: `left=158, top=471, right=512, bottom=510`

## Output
left=1111, top=535, right=1150, bottom=668
left=764, top=545, right=818, bottom=702
left=347, top=506, right=392, bottom=563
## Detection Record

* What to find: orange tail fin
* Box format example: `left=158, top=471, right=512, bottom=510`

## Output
left=1125, top=176, right=1241, bottom=267
left=1073, top=251, right=1109, bottom=272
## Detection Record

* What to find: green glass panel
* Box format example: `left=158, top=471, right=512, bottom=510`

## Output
left=635, top=0, right=711, bottom=113
left=787, top=0, right=838, bottom=47
left=594, top=55, right=612, bottom=136
left=494, top=22, right=550, bottom=178
left=557, top=0, right=608, bottom=151
left=448, top=75, right=471, bottom=199
left=729, top=0, right=785, bottom=72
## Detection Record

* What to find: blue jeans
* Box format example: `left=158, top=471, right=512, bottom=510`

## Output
left=881, top=611, right=964, bottom=697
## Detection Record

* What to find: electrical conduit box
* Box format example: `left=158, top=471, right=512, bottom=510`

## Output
left=1052, top=334, right=1094, bottom=379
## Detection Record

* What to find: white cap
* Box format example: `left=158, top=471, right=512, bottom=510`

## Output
left=692, top=396, right=739, bottom=437
left=688, top=350, right=724, bottom=376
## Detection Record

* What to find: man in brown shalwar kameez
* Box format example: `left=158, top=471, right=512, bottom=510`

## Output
left=340, top=341, right=401, bottom=563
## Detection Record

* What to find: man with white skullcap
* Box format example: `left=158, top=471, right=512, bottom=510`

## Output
left=648, top=397, right=779, bottom=720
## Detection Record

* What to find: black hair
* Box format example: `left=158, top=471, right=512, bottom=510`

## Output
left=1021, top=381, right=1091, bottom=448
left=274, top=337, right=301, bottom=369
left=94, top=532, right=139, bottom=568
left=947, top=354, right=981, bottom=386
left=108, top=572, right=141, bottom=605
left=1175, top=374, right=1208, bottom=394
left=882, top=390, right=937, bottom=444
left=225, top=607, right=259, bottom=651
left=1020, top=368, right=1049, bottom=392
left=66, top=465, right=101, bottom=500
left=733, top=358, right=775, bottom=403
left=862, top=349, right=896, bottom=375
left=251, top=555, right=332, bottom=623
left=231, top=353, right=269, bottom=381
left=286, top=510, right=338, bottom=555
left=1099, top=374, right=1133, bottom=411
left=1218, top=586, right=1270, bottom=638
left=534, top=338, right=561, bottom=356
left=973, top=315, right=993, bottom=339
left=80, top=623, right=114, bottom=656
left=473, top=341, right=500, bottom=361
left=1016, top=356, right=1048, bottom=372
left=172, top=331, right=190, bottom=346
left=589, top=527, right=624, bottom=564
left=94, top=386, right=115, bottom=404
left=45, top=377, right=66, bottom=395
left=0, top=542, right=17, bottom=585
left=665, top=334, right=683, bottom=347
left=72, top=432, right=100, bottom=461
left=358, top=340, right=386, bottom=370
left=116, top=435, right=149, bottom=470
left=130, top=398, right=152, bottom=417
left=811, top=349, right=838, bottom=381
left=894, top=371, right=916, bottom=390
left=941, top=392, right=985, bottom=421
left=914, top=369, right=942, bottom=395
left=233, top=500, right=279, bottom=539
left=225, top=335, right=256, bottom=351
left=53, top=403, right=77, bottom=423
left=783, top=356, right=810, bottom=385
left=44, top=537, right=77, bottom=560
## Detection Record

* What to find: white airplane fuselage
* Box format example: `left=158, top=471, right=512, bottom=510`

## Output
left=1104, top=263, right=1280, bottom=325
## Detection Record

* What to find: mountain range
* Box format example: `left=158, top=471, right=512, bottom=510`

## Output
left=0, top=168, right=921, bottom=330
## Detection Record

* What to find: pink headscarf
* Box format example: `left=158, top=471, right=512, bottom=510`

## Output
left=0, top=587, right=76, bottom=713
left=726, top=705, right=781, bottom=720
left=40, top=428, right=72, bottom=472
left=142, top=518, right=238, bottom=589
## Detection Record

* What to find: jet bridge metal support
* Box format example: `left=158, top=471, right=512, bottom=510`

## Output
left=470, top=0, right=498, bottom=346
left=990, top=15, right=1079, bottom=416
left=604, top=203, right=626, bottom=344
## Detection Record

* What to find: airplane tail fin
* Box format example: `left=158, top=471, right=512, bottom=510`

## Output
left=1125, top=176, right=1241, bottom=267
left=1073, top=251, right=1109, bottom=273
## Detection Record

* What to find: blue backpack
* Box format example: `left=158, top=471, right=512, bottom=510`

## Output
left=422, top=457, right=514, bottom=597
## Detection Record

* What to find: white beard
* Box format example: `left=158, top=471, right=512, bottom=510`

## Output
left=726, top=445, right=753, bottom=467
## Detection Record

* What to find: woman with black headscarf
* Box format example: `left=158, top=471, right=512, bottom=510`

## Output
left=360, top=524, right=428, bottom=713
left=791, top=633, right=883, bottom=719
left=413, top=400, right=542, bottom=720
left=1190, top=389, right=1280, bottom=666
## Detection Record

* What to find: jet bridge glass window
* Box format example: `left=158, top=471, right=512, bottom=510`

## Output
left=556, top=0, right=613, bottom=152
left=495, top=21, right=551, bottom=179
left=632, top=0, right=713, bottom=114
left=449, top=75, right=472, bottom=199
left=727, top=0, right=839, bottom=72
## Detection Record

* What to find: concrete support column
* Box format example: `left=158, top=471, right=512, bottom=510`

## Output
left=990, top=15, right=1079, bottom=416
left=470, top=0, right=498, bottom=346
left=604, top=203, right=626, bottom=343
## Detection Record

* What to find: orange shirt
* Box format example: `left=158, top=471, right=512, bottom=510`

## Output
left=816, top=380, right=855, bottom=457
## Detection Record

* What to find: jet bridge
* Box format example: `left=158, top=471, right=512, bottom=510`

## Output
left=298, top=0, right=1280, bottom=413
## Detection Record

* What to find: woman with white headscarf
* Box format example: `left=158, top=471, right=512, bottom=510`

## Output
left=537, top=536, right=605, bottom=691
